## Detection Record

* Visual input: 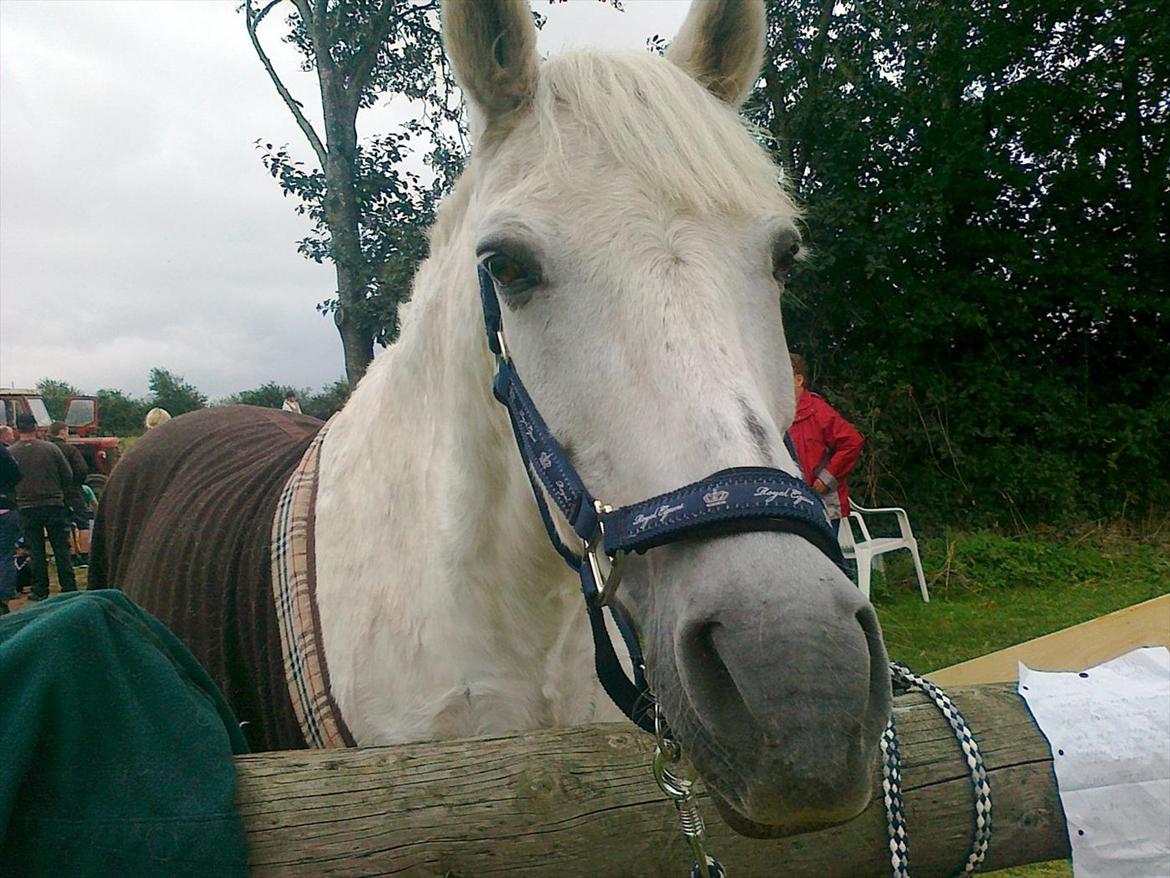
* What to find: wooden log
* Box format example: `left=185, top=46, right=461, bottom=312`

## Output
left=930, top=594, right=1170, bottom=686
left=235, top=684, right=1070, bottom=877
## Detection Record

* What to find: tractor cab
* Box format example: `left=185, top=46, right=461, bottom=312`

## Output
left=65, top=396, right=99, bottom=437
left=0, top=390, right=52, bottom=432
left=64, top=396, right=121, bottom=489
left=0, top=391, right=120, bottom=493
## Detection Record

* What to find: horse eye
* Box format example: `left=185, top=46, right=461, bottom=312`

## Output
left=772, top=237, right=802, bottom=280
left=482, top=251, right=539, bottom=295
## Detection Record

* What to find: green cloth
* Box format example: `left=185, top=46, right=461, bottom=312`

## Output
left=1, top=591, right=250, bottom=877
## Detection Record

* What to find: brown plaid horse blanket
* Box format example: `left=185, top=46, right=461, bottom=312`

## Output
left=90, top=406, right=354, bottom=752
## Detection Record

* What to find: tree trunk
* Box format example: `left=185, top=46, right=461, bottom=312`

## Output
left=316, top=30, right=374, bottom=387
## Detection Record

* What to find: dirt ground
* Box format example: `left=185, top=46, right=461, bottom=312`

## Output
left=5, top=558, right=90, bottom=613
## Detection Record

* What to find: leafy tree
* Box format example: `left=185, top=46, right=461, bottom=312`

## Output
left=95, top=389, right=150, bottom=437
left=148, top=368, right=207, bottom=417
left=244, top=0, right=462, bottom=386
left=750, top=0, right=1167, bottom=525
left=221, top=378, right=348, bottom=419
left=36, top=379, right=81, bottom=421
left=303, top=378, right=350, bottom=418
left=225, top=381, right=301, bottom=409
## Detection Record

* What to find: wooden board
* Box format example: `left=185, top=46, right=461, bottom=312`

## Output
left=929, top=594, right=1170, bottom=687
left=235, top=684, right=1069, bottom=877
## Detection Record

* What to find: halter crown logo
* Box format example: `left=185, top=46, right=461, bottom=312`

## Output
left=703, top=487, right=730, bottom=509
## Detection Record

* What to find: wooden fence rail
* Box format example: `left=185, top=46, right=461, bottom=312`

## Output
left=235, top=684, right=1070, bottom=877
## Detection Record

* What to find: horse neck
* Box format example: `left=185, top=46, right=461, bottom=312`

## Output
left=314, top=178, right=597, bottom=740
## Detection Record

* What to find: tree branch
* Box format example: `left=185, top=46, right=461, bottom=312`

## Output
left=346, top=0, right=399, bottom=100
left=350, top=0, right=440, bottom=101
left=246, top=0, right=329, bottom=168
left=251, top=0, right=282, bottom=26
left=762, top=55, right=797, bottom=188
left=296, top=0, right=325, bottom=36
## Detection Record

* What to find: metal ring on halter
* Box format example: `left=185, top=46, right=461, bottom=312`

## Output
left=654, top=700, right=682, bottom=762
left=495, top=329, right=510, bottom=363
left=582, top=501, right=626, bottom=606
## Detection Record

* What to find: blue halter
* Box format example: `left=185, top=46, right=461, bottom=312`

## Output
left=478, top=265, right=844, bottom=734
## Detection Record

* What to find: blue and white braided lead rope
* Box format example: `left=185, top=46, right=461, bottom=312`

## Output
left=882, top=662, right=993, bottom=877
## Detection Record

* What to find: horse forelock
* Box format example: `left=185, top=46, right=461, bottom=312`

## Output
left=476, top=49, right=797, bottom=221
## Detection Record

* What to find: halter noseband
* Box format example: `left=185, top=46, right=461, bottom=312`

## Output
left=478, top=264, right=844, bottom=733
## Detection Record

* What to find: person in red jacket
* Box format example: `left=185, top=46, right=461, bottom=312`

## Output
left=787, top=354, right=864, bottom=522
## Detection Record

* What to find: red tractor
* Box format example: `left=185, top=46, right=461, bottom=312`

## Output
left=0, top=390, right=121, bottom=494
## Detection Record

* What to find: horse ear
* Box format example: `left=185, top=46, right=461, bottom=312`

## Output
left=666, top=0, right=767, bottom=106
left=441, top=0, right=539, bottom=132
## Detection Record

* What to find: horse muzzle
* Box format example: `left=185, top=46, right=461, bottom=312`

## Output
left=638, top=531, right=892, bottom=837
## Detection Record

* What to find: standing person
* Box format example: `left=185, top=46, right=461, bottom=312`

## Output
left=281, top=392, right=302, bottom=414
left=8, top=413, right=77, bottom=600
left=48, top=422, right=88, bottom=565
left=0, top=442, right=21, bottom=615
left=73, top=482, right=98, bottom=568
left=787, top=354, right=865, bottom=523
left=0, top=426, right=15, bottom=446
left=48, top=423, right=88, bottom=488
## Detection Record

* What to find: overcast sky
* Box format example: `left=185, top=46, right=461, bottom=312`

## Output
left=0, top=0, right=690, bottom=399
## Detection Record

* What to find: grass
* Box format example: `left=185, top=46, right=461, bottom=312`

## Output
left=873, top=528, right=1169, bottom=672
left=866, top=526, right=1169, bottom=877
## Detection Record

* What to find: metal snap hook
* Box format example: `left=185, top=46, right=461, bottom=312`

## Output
left=652, top=703, right=723, bottom=878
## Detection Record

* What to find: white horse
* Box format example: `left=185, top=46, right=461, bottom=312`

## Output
left=93, top=0, right=891, bottom=838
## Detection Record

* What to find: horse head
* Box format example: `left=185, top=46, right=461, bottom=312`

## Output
left=440, top=0, right=891, bottom=836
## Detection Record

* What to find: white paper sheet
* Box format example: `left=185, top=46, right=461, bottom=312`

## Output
left=1018, top=647, right=1170, bottom=878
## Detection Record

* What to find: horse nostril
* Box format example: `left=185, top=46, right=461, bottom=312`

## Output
left=683, top=621, right=726, bottom=682
left=679, top=621, right=752, bottom=731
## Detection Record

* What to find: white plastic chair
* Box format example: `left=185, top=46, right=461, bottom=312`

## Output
left=838, top=503, right=929, bottom=602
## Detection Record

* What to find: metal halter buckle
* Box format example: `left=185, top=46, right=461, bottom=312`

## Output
left=582, top=500, right=625, bottom=606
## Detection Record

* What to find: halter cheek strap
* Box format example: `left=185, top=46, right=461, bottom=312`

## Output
left=479, top=265, right=844, bottom=734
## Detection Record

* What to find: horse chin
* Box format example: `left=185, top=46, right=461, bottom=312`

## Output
left=706, top=785, right=869, bottom=839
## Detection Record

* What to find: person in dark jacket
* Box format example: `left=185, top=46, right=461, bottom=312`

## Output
left=49, top=422, right=89, bottom=565
left=787, top=354, right=865, bottom=523
left=48, top=422, right=87, bottom=495
left=9, top=414, right=77, bottom=599
left=0, top=443, right=21, bottom=615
